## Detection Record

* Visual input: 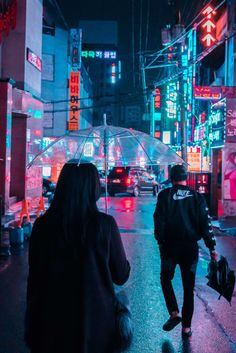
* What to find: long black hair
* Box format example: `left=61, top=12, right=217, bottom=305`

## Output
left=47, top=162, right=101, bottom=245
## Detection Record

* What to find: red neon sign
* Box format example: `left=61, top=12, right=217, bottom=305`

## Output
left=154, top=88, right=161, bottom=110
left=27, top=48, right=42, bottom=71
left=201, top=5, right=216, bottom=47
left=193, top=86, right=222, bottom=100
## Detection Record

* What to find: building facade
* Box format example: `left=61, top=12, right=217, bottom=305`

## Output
left=42, top=0, right=93, bottom=137
left=79, top=20, right=120, bottom=126
left=0, top=0, right=44, bottom=212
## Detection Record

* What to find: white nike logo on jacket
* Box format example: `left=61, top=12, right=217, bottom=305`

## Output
left=173, top=190, right=193, bottom=200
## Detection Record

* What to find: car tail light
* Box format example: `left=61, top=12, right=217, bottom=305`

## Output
left=126, top=177, right=131, bottom=185
left=116, top=168, right=123, bottom=173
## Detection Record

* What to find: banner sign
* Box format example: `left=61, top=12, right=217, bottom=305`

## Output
left=68, top=72, right=80, bottom=131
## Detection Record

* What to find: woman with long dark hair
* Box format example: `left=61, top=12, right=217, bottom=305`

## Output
left=25, top=162, right=130, bottom=353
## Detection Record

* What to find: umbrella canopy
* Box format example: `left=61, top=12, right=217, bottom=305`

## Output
left=28, top=125, right=184, bottom=169
left=206, top=256, right=235, bottom=304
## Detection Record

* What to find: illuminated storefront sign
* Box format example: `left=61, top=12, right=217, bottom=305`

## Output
left=154, top=88, right=161, bottom=111
left=68, top=72, right=80, bottom=131
left=81, top=50, right=117, bottom=59
left=111, top=63, right=116, bottom=84
left=209, top=105, right=225, bottom=146
left=187, top=147, right=201, bottom=172
left=70, top=28, right=82, bottom=71
left=226, top=99, right=236, bottom=142
left=194, top=124, right=206, bottom=142
left=166, top=82, right=177, bottom=118
left=163, top=131, right=171, bottom=144
left=27, top=48, right=42, bottom=72
left=201, top=5, right=217, bottom=47
left=194, top=86, right=221, bottom=100
left=84, top=142, right=94, bottom=157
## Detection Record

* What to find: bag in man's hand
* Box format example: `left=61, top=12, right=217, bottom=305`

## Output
left=115, top=290, right=133, bottom=351
left=206, top=255, right=235, bottom=304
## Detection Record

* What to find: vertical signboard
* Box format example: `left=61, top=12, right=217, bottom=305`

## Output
left=68, top=29, right=82, bottom=131
left=201, top=5, right=217, bottom=47
left=226, top=99, right=236, bottom=142
left=68, top=72, right=80, bottom=131
left=154, top=88, right=161, bottom=112
left=70, top=29, right=82, bottom=71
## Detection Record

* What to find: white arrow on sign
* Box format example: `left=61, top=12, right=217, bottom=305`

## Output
left=202, top=20, right=216, bottom=33
left=202, top=33, right=216, bottom=46
left=202, top=6, right=216, bottom=19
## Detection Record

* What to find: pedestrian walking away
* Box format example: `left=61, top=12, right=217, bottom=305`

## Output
left=153, top=164, right=218, bottom=338
left=24, top=161, right=130, bottom=353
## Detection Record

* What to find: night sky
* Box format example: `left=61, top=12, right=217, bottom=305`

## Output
left=56, top=0, right=210, bottom=93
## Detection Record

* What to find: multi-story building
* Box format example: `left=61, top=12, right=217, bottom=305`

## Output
left=42, top=0, right=93, bottom=138
left=79, top=20, right=120, bottom=126
left=0, top=0, right=44, bottom=211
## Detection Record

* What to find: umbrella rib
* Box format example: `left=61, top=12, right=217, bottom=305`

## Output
left=105, top=129, right=128, bottom=141
left=106, top=126, right=126, bottom=166
left=77, top=128, right=97, bottom=165
left=27, top=134, right=67, bottom=168
left=127, top=129, right=154, bottom=165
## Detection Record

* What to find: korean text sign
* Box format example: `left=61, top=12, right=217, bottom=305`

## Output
left=68, top=72, right=80, bottom=131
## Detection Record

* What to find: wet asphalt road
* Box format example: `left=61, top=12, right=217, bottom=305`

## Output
left=0, top=195, right=236, bottom=353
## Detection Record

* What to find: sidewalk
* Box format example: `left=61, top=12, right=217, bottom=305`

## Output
left=0, top=196, right=236, bottom=353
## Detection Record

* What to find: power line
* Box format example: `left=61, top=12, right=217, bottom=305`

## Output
left=154, top=29, right=236, bottom=87
left=139, top=0, right=143, bottom=86
left=131, top=0, right=135, bottom=89
left=145, top=0, right=150, bottom=52
left=143, top=0, right=223, bottom=66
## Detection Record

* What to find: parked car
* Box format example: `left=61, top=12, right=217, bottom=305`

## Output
left=107, top=167, right=158, bottom=197
left=159, top=179, right=172, bottom=191
left=42, top=178, right=56, bottom=196
left=98, top=170, right=106, bottom=193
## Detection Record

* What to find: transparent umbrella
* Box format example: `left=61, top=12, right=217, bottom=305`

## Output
left=28, top=122, right=184, bottom=212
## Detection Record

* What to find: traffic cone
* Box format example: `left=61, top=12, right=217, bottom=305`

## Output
left=18, top=199, right=30, bottom=227
left=36, top=196, right=45, bottom=218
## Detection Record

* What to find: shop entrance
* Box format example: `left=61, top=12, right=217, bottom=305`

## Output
left=9, top=113, right=27, bottom=203
left=211, top=148, right=222, bottom=217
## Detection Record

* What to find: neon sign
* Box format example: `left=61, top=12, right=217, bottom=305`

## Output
left=201, top=5, right=216, bottom=47
left=68, top=72, right=80, bottom=131
left=27, top=48, right=42, bottom=71
left=193, top=86, right=221, bottom=100
left=166, top=82, right=177, bottom=118
left=82, top=50, right=117, bottom=59
left=154, top=88, right=161, bottom=110
left=111, top=63, right=116, bottom=84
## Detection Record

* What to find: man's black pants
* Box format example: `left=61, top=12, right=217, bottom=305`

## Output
left=160, top=244, right=198, bottom=328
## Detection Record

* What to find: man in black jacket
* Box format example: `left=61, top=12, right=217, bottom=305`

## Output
left=153, top=164, right=217, bottom=338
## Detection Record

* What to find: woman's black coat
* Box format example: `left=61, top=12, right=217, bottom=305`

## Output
left=25, top=212, right=130, bottom=353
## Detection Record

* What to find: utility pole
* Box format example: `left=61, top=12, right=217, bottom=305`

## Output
left=180, top=80, right=187, bottom=163
left=150, top=92, right=155, bottom=136
left=179, top=58, right=188, bottom=163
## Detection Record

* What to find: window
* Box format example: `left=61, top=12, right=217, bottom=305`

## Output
left=43, top=103, right=54, bottom=128
left=42, top=54, right=54, bottom=81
